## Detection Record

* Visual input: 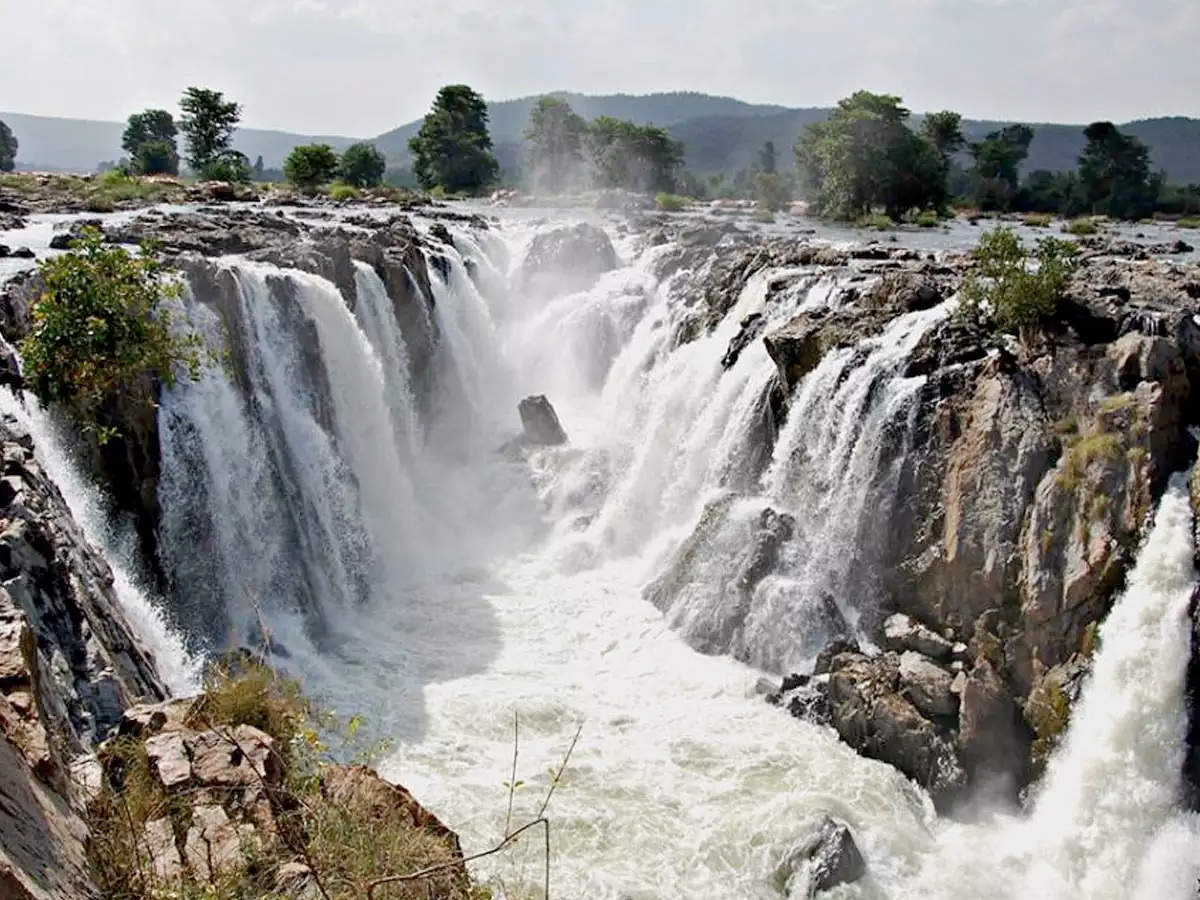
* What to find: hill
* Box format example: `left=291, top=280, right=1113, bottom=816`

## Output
left=4, top=95, right=1198, bottom=183
left=0, top=111, right=358, bottom=172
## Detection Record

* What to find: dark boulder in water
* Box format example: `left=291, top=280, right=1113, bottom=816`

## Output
left=778, top=816, right=865, bottom=897
left=518, top=395, right=568, bottom=446
left=516, top=223, right=617, bottom=296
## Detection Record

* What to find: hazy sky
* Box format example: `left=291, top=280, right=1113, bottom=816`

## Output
left=3, top=0, right=1197, bottom=135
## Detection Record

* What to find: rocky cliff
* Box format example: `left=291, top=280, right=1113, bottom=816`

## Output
left=665, top=232, right=1200, bottom=808
left=0, top=412, right=165, bottom=898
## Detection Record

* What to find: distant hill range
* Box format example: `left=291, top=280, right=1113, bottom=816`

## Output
left=5, top=92, right=1199, bottom=182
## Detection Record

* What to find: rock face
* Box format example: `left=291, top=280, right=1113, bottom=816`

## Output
left=0, top=413, right=165, bottom=899
left=518, top=395, right=569, bottom=446
left=516, top=223, right=618, bottom=296
left=741, top=239, right=1200, bottom=805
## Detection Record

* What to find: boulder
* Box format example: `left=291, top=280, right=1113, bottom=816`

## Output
left=518, top=395, right=568, bottom=446
left=516, top=223, right=617, bottom=296
left=778, top=816, right=866, bottom=897
left=736, top=507, right=796, bottom=593
left=11, top=247, right=34, bottom=259
left=883, top=613, right=955, bottom=660
left=897, top=651, right=958, bottom=717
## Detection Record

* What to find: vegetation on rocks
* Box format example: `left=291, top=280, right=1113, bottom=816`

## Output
left=958, top=226, right=1080, bottom=340
left=1063, top=217, right=1099, bottom=236
left=89, top=658, right=481, bottom=900
left=20, top=228, right=208, bottom=442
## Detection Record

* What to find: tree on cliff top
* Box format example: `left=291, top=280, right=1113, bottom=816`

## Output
left=523, top=96, right=588, bottom=194
left=179, top=87, right=242, bottom=176
left=409, top=85, right=498, bottom=194
left=0, top=120, right=17, bottom=172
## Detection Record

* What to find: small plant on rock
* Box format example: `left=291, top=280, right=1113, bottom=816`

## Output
left=20, top=228, right=208, bottom=442
left=958, top=226, right=1080, bottom=343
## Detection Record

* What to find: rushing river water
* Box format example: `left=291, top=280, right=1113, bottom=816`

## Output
left=4, top=205, right=1199, bottom=898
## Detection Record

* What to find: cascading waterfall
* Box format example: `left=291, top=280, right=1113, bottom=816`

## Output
left=61, top=208, right=1195, bottom=898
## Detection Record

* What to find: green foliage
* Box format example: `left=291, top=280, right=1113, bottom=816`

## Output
left=523, top=97, right=588, bottom=194
left=1063, top=217, right=1099, bottom=235
left=795, top=91, right=949, bottom=220
left=1028, top=678, right=1071, bottom=766
left=1079, top=121, right=1161, bottom=220
left=1059, top=430, right=1122, bottom=492
left=959, top=226, right=1080, bottom=341
left=1024, top=213, right=1053, bottom=227
left=179, top=87, right=242, bottom=173
left=1176, top=217, right=1200, bottom=228
left=587, top=116, right=684, bottom=194
left=409, top=85, right=499, bottom=194
left=284, top=143, right=341, bottom=192
left=328, top=182, right=360, bottom=202
left=122, top=110, right=178, bottom=175
left=339, top=142, right=387, bottom=188
left=856, top=213, right=895, bottom=230
left=915, top=209, right=940, bottom=228
left=20, top=229, right=207, bottom=442
left=252, top=155, right=265, bottom=180
left=199, top=151, right=251, bottom=183
left=654, top=192, right=690, bottom=211
left=0, top=119, right=15, bottom=171
left=969, top=124, right=1034, bottom=211
left=1019, top=169, right=1089, bottom=216
left=753, top=207, right=776, bottom=224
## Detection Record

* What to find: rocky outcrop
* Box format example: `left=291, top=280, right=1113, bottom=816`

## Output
left=516, top=223, right=618, bottom=296
left=517, top=395, right=568, bottom=446
left=0, top=413, right=165, bottom=899
left=753, top=245, right=1200, bottom=803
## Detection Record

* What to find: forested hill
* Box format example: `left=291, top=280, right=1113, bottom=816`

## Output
left=5, top=94, right=1199, bottom=182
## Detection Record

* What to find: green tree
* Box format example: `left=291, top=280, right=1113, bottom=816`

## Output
left=179, top=87, right=242, bottom=173
left=795, top=91, right=945, bottom=220
left=252, top=155, right=265, bottom=180
left=759, top=140, right=777, bottom=174
left=200, top=150, right=251, bottom=183
left=122, top=110, right=178, bottom=174
left=921, top=111, right=964, bottom=211
left=754, top=171, right=790, bottom=211
left=959, top=227, right=1080, bottom=343
left=0, top=120, right=17, bottom=172
left=1078, top=122, right=1160, bottom=219
left=587, top=117, right=684, bottom=193
left=20, top=229, right=207, bottom=441
left=408, top=85, right=498, bottom=193
left=523, top=96, right=588, bottom=194
left=284, top=144, right=340, bottom=191
left=1021, top=169, right=1088, bottom=216
left=132, top=141, right=179, bottom=177
left=339, top=142, right=386, bottom=188
left=969, top=124, right=1034, bottom=211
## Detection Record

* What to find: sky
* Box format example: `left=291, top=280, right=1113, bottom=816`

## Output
left=2, top=0, right=1198, bottom=136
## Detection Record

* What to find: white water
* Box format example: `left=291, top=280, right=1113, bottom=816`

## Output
left=76, top=211, right=1200, bottom=897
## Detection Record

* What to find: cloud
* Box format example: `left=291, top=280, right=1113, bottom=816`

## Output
left=1, top=0, right=1195, bottom=134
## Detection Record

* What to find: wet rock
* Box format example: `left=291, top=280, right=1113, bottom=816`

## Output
left=517, top=223, right=617, bottom=296
left=722, top=312, right=765, bottom=369
left=518, top=395, right=568, bottom=446
left=956, top=659, right=1033, bottom=796
left=11, top=247, right=34, bottom=259
left=428, top=222, right=454, bottom=245
left=897, top=651, right=958, bottom=717
left=883, top=613, right=955, bottom=660
left=778, top=816, right=866, bottom=897
left=736, top=507, right=796, bottom=593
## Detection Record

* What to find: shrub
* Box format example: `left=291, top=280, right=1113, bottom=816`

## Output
left=753, top=208, right=776, bottom=224
left=199, top=151, right=251, bottom=183
left=1025, top=213, right=1052, bottom=228
left=958, top=226, right=1080, bottom=341
left=1062, top=217, right=1099, bottom=235
left=654, top=192, right=690, bottom=211
left=856, top=212, right=895, bottom=230
left=327, top=181, right=360, bottom=202
left=20, top=229, right=208, bottom=442
left=915, top=209, right=940, bottom=228
left=285, top=143, right=341, bottom=192
left=1178, top=217, right=1200, bottom=229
